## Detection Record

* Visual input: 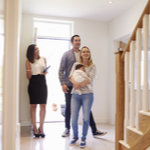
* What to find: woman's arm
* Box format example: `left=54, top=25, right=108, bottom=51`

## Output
left=70, top=76, right=81, bottom=89
left=26, top=60, right=32, bottom=79
left=43, top=57, right=47, bottom=75
left=79, top=78, right=90, bottom=87
left=77, top=65, right=96, bottom=88
left=70, top=73, right=90, bottom=89
left=41, top=57, right=47, bottom=76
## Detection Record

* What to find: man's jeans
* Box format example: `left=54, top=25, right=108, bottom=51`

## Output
left=71, top=93, right=94, bottom=141
left=64, top=86, right=73, bottom=130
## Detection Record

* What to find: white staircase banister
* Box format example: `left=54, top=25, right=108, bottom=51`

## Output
left=143, top=14, right=149, bottom=112
left=129, top=41, right=135, bottom=128
left=136, top=28, right=142, bottom=130
left=124, top=51, right=129, bottom=143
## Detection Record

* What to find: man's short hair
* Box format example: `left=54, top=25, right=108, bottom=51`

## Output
left=70, top=35, right=80, bottom=43
left=75, top=64, right=84, bottom=70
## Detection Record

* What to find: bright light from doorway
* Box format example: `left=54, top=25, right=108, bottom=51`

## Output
left=34, top=18, right=73, bottom=122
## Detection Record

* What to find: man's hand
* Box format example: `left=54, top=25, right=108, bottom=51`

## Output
left=62, top=85, right=69, bottom=93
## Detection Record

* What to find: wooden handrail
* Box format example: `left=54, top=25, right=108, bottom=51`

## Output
left=115, top=50, right=125, bottom=150
left=121, top=0, right=150, bottom=62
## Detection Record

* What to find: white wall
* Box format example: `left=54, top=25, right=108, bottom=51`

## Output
left=20, top=14, right=109, bottom=126
left=107, top=0, right=149, bottom=124
left=20, top=0, right=149, bottom=126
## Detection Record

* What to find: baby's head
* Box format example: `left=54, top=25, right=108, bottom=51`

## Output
left=75, top=64, right=85, bottom=71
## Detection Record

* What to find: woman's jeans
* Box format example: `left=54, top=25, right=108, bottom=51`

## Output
left=71, top=93, right=94, bottom=141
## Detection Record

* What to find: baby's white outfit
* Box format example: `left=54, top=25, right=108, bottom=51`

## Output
left=72, top=70, right=92, bottom=95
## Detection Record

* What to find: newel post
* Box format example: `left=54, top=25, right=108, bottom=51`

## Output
left=115, top=43, right=125, bottom=150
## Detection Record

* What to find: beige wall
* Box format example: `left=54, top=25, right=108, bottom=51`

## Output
left=20, top=0, right=149, bottom=126
left=20, top=13, right=109, bottom=126
left=107, top=0, right=148, bottom=124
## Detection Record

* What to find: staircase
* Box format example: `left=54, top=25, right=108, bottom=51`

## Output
left=115, top=0, right=150, bottom=150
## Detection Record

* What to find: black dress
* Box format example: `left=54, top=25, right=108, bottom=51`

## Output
left=28, top=57, right=47, bottom=104
left=28, top=74, right=47, bottom=104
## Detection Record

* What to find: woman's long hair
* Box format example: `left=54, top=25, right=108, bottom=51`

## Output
left=26, top=44, right=39, bottom=63
left=80, top=46, right=93, bottom=67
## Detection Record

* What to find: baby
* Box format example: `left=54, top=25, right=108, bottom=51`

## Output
left=72, top=64, right=92, bottom=95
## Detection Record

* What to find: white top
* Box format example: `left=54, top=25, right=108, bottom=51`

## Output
left=30, top=57, right=46, bottom=75
left=74, top=52, right=80, bottom=62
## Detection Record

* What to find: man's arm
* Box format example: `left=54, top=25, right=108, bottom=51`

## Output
left=58, top=52, right=69, bottom=93
left=58, top=53, right=67, bottom=86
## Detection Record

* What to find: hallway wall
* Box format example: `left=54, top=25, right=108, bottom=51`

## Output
left=19, top=0, right=149, bottom=126
left=107, top=0, right=148, bottom=124
left=20, top=14, right=109, bottom=126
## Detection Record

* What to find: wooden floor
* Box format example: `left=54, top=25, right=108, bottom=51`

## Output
left=20, top=122, right=115, bottom=150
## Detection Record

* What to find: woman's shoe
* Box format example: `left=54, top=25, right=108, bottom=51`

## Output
left=34, top=133, right=40, bottom=138
left=38, top=127, right=46, bottom=138
left=33, top=129, right=40, bottom=138
left=38, top=127, right=41, bottom=133
left=40, top=133, right=46, bottom=138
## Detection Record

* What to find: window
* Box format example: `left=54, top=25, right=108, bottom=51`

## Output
left=33, top=18, right=73, bottom=122
left=34, top=18, right=73, bottom=39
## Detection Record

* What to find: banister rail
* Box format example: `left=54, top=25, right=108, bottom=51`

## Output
left=115, top=1, right=150, bottom=150
left=121, top=0, right=150, bottom=62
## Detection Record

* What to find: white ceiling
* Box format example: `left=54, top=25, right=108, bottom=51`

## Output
left=22, top=0, right=141, bottom=22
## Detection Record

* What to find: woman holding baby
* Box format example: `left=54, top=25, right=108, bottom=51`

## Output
left=69, top=46, right=96, bottom=148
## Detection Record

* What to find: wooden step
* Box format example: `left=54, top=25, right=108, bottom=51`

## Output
left=139, top=112, right=150, bottom=134
left=127, top=126, right=144, bottom=135
left=119, top=140, right=131, bottom=149
left=119, top=129, right=150, bottom=150
left=139, top=110, right=150, bottom=116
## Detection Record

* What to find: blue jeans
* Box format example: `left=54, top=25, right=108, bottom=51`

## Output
left=71, top=93, right=94, bottom=141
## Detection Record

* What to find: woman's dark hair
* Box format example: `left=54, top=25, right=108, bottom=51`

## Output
left=75, top=64, right=84, bottom=70
left=26, top=44, right=36, bottom=63
left=70, top=35, right=80, bottom=43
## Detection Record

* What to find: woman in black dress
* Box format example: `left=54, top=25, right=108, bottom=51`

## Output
left=26, top=44, right=47, bottom=138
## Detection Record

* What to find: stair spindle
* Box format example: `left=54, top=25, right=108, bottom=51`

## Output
left=129, top=41, right=135, bottom=128
left=143, top=14, right=149, bottom=112
left=136, top=28, right=142, bottom=130
left=124, top=52, right=129, bottom=143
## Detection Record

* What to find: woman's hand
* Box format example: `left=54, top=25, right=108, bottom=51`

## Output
left=41, top=71, right=47, bottom=76
left=70, top=76, right=81, bottom=89
left=73, top=83, right=81, bottom=90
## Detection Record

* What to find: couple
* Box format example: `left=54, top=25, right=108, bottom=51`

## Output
left=59, top=35, right=107, bottom=148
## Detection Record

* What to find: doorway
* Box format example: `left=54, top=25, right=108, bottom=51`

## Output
left=36, top=38, right=70, bottom=122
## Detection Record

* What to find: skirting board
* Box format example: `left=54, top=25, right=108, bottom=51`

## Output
left=16, top=123, right=20, bottom=150
left=21, top=117, right=109, bottom=126
left=21, top=120, right=31, bottom=126
left=107, top=118, right=115, bottom=125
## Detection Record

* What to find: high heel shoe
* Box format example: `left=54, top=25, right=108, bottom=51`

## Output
left=38, top=127, right=46, bottom=138
left=38, top=127, right=41, bottom=133
left=33, top=129, right=40, bottom=138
